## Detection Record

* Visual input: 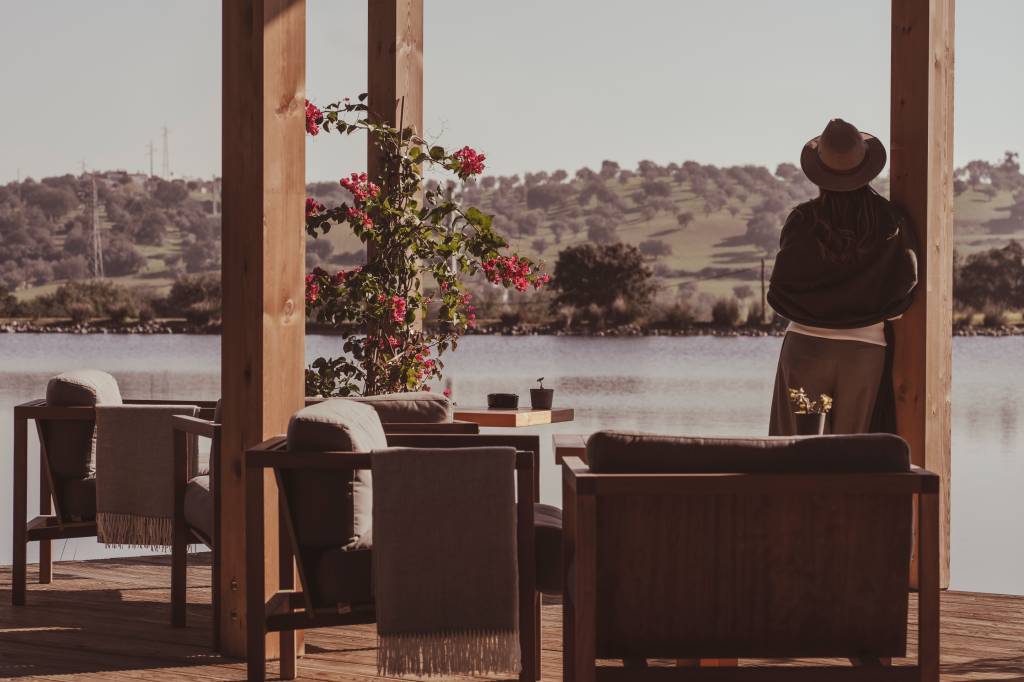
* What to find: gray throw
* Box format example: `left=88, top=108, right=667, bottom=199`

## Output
left=95, top=404, right=198, bottom=549
left=372, top=446, right=521, bottom=678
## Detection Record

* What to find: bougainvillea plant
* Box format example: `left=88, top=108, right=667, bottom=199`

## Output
left=304, top=94, right=548, bottom=396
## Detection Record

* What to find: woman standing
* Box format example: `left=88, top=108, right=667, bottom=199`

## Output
left=768, top=118, right=918, bottom=435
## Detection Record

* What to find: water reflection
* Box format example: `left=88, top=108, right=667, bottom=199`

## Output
left=0, top=333, right=1020, bottom=594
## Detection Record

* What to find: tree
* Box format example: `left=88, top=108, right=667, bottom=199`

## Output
left=103, top=238, right=147, bottom=276
left=21, top=185, right=78, bottom=221
left=164, top=273, right=222, bottom=321
left=137, top=210, right=168, bottom=245
left=955, top=240, right=1024, bottom=309
left=711, top=298, right=742, bottom=326
left=641, top=179, right=672, bottom=198
left=184, top=240, right=219, bottom=273
left=599, top=160, right=620, bottom=179
left=551, top=242, right=655, bottom=313
left=531, top=237, right=548, bottom=254
left=153, top=179, right=190, bottom=206
left=549, top=169, right=568, bottom=184
left=676, top=211, right=694, bottom=229
left=526, top=184, right=565, bottom=210
left=639, top=239, right=672, bottom=257
left=733, top=284, right=754, bottom=300
left=53, top=255, right=91, bottom=280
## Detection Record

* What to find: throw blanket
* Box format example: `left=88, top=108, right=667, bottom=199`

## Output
left=372, top=446, right=521, bottom=678
left=95, top=404, right=198, bottom=548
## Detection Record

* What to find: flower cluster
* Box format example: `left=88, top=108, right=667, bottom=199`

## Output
left=389, top=295, right=407, bottom=323
left=340, top=172, right=381, bottom=203
left=305, top=274, right=319, bottom=304
left=451, top=146, right=486, bottom=178
left=346, top=207, right=373, bottom=229
left=305, top=100, right=323, bottom=136
left=482, top=255, right=550, bottom=292
left=788, top=387, right=834, bottom=415
left=305, top=197, right=325, bottom=218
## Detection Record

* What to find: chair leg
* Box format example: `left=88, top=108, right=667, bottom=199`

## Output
left=12, top=416, right=28, bottom=606
left=38, top=471, right=52, bottom=584
left=170, top=528, right=187, bottom=627
left=535, top=593, right=542, bottom=680
left=280, top=630, right=297, bottom=680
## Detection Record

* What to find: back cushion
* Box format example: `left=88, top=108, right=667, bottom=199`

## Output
left=586, top=431, right=910, bottom=474
left=43, top=370, right=123, bottom=481
left=285, top=399, right=386, bottom=550
left=350, top=392, right=453, bottom=424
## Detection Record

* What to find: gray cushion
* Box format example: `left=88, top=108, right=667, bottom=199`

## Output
left=59, top=477, right=97, bottom=522
left=534, top=503, right=562, bottom=595
left=350, top=392, right=453, bottom=424
left=184, top=475, right=212, bottom=541
left=43, top=370, right=123, bottom=499
left=284, top=400, right=383, bottom=551
left=586, top=431, right=910, bottom=474
left=307, top=547, right=374, bottom=608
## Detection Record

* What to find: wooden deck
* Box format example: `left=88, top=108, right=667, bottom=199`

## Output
left=1, top=554, right=1022, bottom=681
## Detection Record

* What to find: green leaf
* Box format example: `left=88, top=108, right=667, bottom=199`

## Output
left=464, top=207, right=493, bottom=229
left=358, top=92, right=368, bottom=102
left=429, top=146, right=445, bottom=161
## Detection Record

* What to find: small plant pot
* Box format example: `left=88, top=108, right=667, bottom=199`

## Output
left=530, top=388, right=554, bottom=410
left=794, top=412, right=826, bottom=436
left=487, top=393, right=519, bottom=409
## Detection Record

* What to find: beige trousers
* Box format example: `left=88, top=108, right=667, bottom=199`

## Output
left=769, top=331, right=886, bottom=436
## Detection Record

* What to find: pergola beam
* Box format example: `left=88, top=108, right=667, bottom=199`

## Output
left=220, top=0, right=307, bottom=657
left=890, top=0, right=955, bottom=587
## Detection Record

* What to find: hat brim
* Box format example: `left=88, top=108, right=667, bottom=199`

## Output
left=800, top=132, right=887, bottom=192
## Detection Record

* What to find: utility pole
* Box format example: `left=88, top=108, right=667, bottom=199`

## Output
left=147, top=140, right=156, bottom=177
left=161, top=125, right=170, bottom=177
left=91, top=174, right=104, bottom=278
left=760, top=257, right=767, bottom=325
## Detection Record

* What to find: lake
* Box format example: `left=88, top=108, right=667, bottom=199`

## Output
left=0, top=333, right=1021, bottom=595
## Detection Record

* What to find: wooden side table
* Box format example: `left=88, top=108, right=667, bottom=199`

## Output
left=452, top=407, right=574, bottom=428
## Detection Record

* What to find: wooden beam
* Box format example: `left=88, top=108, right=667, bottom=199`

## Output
left=890, top=0, right=955, bottom=588
left=221, top=0, right=306, bottom=657
left=367, top=0, right=423, bottom=175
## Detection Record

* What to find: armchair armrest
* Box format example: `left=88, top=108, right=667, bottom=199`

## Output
left=171, top=414, right=220, bottom=440
left=382, top=421, right=479, bottom=435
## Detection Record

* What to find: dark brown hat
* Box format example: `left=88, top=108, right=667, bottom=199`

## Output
left=800, top=118, right=886, bottom=191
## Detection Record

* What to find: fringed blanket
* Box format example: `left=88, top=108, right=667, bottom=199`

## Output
left=95, top=404, right=198, bottom=549
left=371, top=446, right=521, bottom=678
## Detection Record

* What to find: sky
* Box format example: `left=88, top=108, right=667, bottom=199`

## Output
left=0, top=0, right=1021, bottom=184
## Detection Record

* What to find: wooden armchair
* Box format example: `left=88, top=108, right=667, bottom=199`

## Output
left=10, top=368, right=215, bottom=606
left=561, top=431, right=940, bottom=682
left=244, top=398, right=557, bottom=682
left=169, top=393, right=480, bottom=645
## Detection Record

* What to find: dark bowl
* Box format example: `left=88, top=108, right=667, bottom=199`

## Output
left=487, top=393, right=519, bottom=409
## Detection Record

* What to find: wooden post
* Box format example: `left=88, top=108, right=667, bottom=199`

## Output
left=890, top=0, right=954, bottom=588
left=220, top=0, right=306, bottom=657
left=367, top=0, right=423, bottom=176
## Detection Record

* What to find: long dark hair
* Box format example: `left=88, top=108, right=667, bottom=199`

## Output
left=807, top=186, right=898, bottom=264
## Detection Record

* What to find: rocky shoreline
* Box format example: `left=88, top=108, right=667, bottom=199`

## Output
left=2, top=318, right=1022, bottom=338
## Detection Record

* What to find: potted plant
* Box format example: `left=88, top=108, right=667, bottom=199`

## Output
left=530, top=377, right=554, bottom=410
left=303, top=95, right=549, bottom=396
left=787, top=387, right=833, bottom=435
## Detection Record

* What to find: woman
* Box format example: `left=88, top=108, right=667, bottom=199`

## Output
left=768, top=118, right=918, bottom=435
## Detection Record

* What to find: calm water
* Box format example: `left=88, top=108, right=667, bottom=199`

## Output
left=0, top=334, right=1021, bottom=594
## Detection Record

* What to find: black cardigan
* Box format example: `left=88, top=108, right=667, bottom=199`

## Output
left=767, top=197, right=919, bottom=433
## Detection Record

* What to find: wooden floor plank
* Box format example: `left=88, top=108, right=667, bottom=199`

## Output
left=1, top=555, right=1022, bottom=681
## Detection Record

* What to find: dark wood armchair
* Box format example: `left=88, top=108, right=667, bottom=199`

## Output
left=169, top=406, right=479, bottom=645
left=11, top=395, right=216, bottom=606
left=245, top=431, right=550, bottom=682
left=561, top=432, right=940, bottom=682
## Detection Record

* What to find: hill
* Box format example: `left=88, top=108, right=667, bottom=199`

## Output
left=2, top=153, right=1022, bottom=309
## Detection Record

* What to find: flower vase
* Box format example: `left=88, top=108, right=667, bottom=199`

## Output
left=794, top=412, right=826, bottom=436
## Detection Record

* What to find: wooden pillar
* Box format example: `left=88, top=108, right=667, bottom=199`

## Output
left=367, top=0, right=423, bottom=177
left=890, top=0, right=954, bottom=588
left=220, top=0, right=306, bottom=657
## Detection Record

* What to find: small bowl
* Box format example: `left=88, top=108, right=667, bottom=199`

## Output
left=487, top=393, right=519, bottom=409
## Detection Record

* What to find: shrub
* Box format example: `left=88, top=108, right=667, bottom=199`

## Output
left=982, top=305, right=1009, bottom=328
left=711, top=297, right=742, bottom=326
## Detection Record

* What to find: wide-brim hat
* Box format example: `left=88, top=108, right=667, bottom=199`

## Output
left=800, top=118, right=886, bottom=192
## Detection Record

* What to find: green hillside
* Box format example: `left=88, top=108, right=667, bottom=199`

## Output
left=2, top=154, right=1022, bottom=310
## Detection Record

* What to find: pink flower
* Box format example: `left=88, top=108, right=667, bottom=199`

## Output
left=346, top=206, right=373, bottom=229
left=340, top=172, right=381, bottom=204
left=390, top=296, right=407, bottom=323
left=482, top=254, right=543, bottom=292
left=305, top=100, right=323, bottom=136
left=334, top=270, right=346, bottom=285
left=452, top=146, right=486, bottom=178
left=304, top=274, right=319, bottom=304
left=443, top=387, right=452, bottom=398
left=305, top=197, right=326, bottom=218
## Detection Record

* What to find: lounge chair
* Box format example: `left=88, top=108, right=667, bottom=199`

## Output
left=244, top=398, right=563, bottom=681
left=561, top=431, right=939, bottom=682
left=10, top=369, right=215, bottom=606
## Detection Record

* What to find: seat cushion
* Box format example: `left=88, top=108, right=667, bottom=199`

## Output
left=184, top=475, right=212, bottom=541
left=43, top=370, right=123, bottom=483
left=350, top=392, right=453, bottom=424
left=284, top=399, right=383, bottom=552
left=59, top=477, right=97, bottom=522
left=534, top=503, right=563, bottom=595
left=586, top=431, right=910, bottom=474
left=307, top=546, right=374, bottom=608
